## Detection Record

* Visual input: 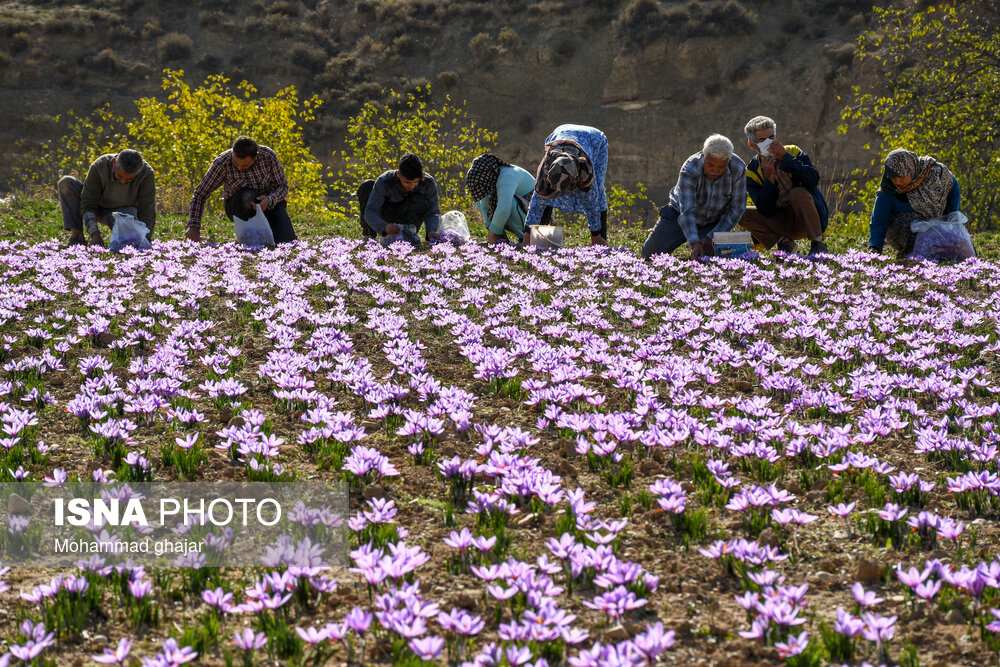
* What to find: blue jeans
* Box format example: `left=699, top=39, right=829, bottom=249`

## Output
left=641, top=206, right=723, bottom=259
left=381, top=224, right=421, bottom=248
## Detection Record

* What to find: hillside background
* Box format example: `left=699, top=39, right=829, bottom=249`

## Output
left=0, top=0, right=876, bottom=210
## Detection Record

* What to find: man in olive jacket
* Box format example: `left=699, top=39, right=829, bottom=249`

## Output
left=57, top=149, right=156, bottom=247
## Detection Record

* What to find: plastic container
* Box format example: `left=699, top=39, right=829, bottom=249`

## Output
left=713, top=231, right=753, bottom=258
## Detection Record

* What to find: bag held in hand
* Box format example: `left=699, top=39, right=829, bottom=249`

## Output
left=911, top=211, right=975, bottom=262
left=439, top=210, right=471, bottom=245
left=108, top=212, right=152, bottom=252
left=233, top=204, right=276, bottom=247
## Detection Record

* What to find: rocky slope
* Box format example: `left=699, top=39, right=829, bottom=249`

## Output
left=0, top=0, right=875, bottom=205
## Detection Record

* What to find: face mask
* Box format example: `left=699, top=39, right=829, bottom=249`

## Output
left=756, top=138, right=773, bottom=156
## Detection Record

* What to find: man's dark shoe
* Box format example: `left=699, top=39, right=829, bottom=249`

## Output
left=776, top=237, right=797, bottom=253
left=809, top=239, right=829, bottom=255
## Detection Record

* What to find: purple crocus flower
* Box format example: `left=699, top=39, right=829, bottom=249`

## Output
left=11, top=621, right=55, bottom=661
left=774, top=630, right=809, bottom=658
left=632, top=621, right=675, bottom=660
left=295, top=626, right=329, bottom=646
left=142, top=638, right=198, bottom=667
left=895, top=564, right=931, bottom=589
left=834, top=607, right=865, bottom=637
left=914, top=579, right=942, bottom=601
left=92, top=638, right=133, bottom=665
left=232, top=628, right=267, bottom=651
left=860, top=612, right=897, bottom=644
left=408, top=635, right=444, bottom=660
left=851, top=582, right=883, bottom=608
left=129, top=578, right=153, bottom=600
left=343, top=606, right=373, bottom=634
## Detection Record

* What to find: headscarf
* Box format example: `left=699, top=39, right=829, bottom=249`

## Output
left=879, top=148, right=955, bottom=219
left=465, top=153, right=511, bottom=220
left=534, top=140, right=594, bottom=200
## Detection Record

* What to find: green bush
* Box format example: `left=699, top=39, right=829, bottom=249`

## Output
left=841, top=2, right=1000, bottom=228
left=330, top=85, right=498, bottom=215
left=129, top=70, right=327, bottom=216
left=18, top=69, right=328, bottom=218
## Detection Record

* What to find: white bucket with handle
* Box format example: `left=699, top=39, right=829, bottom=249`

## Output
left=528, top=225, right=564, bottom=250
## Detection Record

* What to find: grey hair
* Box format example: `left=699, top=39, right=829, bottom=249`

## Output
left=115, top=149, right=144, bottom=175
left=744, top=115, right=776, bottom=143
left=702, top=134, right=734, bottom=161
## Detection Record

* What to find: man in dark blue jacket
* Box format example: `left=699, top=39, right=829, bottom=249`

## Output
left=738, top=116, right=829, bottom=254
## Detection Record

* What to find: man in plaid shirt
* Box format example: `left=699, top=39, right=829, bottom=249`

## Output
left=186, top=136, right=297, bottom=244
left=641, top=134, right=746, bottom=259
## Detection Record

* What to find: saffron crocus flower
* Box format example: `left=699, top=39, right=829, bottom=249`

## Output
left=936, top=517, right=964, bottom=541
left=878, top=502, right=908, bottom=522
left=11, top=621, right=55, bottom=661
left=437, top=608, right=485, bottom=636
left=295, top=626, right=329, bottom=646
left=581, top=585, right=647, bottom=620
left=92, top=638, right=132, bottom=665
left=895, top=564, right=931, bottom=588
left=914, top=579, right=942, bottom=601
left=851, top=582, right=883, bottom=608
left=145, top=638, right=198, bottom=666
left=408, top=635, right=444, bottom=661
left=201, top=587, right=234, bottom=610
left=232, top=628, right=267, bottom=651
left=343, top=606, right=373, bottom=634
left=633, top=621, right=675, bottom=660
left=834, top=607, right=865, bottom=637
left=42, top=467, right=67, bottom=487
left=986, top=608, right=1000, bottom=633
left=774, top=631, right=809, bottom=658
left=129, top=578, right=153, bottom=600
left=860, top=612, right=896, bottom=644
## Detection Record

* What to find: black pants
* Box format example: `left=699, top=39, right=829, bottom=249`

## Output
left=357, top=180, right=378, bottom=239
left=539, top=206, right=608, bottom=239
left=225, top=188, right=297, bottom=244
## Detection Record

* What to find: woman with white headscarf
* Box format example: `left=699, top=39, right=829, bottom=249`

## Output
left=868, top=149, right=961, bottom=255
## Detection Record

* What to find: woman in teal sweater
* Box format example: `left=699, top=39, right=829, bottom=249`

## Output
left=466, top=154, right=536, bottom=245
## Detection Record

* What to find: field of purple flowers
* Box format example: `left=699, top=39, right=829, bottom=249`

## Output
left=1, top=236, right=1000, bottom=666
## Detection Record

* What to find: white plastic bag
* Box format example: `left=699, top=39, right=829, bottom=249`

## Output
left=439, top=210, right=470, bottom=245
left=911, top=211, right=975, bottom=262
left=233, top=204, right=275, bottom=247
left=108, top=212, right=152, bottom=252
left=528, top=225, right=564, bottom=250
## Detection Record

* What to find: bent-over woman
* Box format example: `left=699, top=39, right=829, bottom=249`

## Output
left=465, top=154, right=535, bottom=245
left=868, top=148, right=960, bottom=255
left=523, top=124, right=609, bottom=247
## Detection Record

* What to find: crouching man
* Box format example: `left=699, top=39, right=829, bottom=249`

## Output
left=186, top=136, right=297, bottom=244
left=641, top=135, right=746, bottom=260
left=57, top=149, right=156, bottom=248
left=362, top=153, right=441, bottom=247
left=738, top=115, right=829, bottom=254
